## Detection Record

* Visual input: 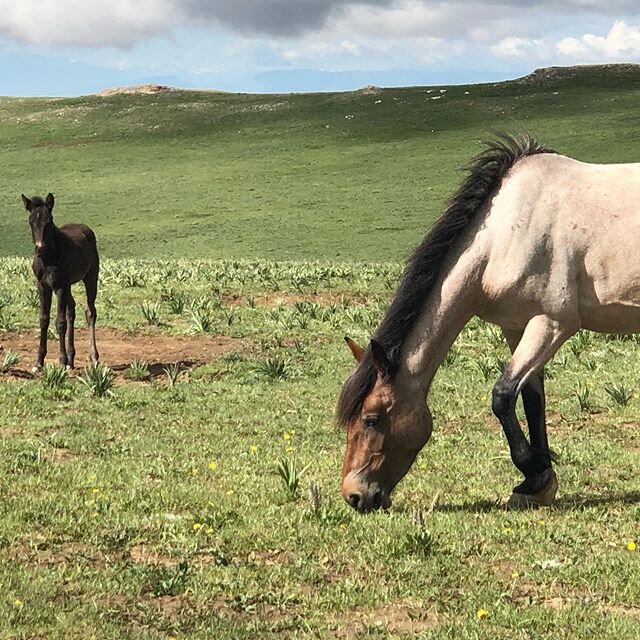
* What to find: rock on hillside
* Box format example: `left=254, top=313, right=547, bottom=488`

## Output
left=514, top=63, right=640, bottom=86
left=97, top=84, right=175, bottom=97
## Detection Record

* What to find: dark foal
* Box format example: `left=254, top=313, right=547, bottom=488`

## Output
left=22, top=193, right=99, bottom=370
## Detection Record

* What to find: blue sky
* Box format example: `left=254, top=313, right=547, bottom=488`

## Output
left=2, top=1, right=640, bottom=95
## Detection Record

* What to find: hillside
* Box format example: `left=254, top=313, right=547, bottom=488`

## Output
left=2, top=64, right=640, bottom=261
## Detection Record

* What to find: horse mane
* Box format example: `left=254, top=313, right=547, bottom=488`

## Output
left=336, top=133, right=554, bottom=426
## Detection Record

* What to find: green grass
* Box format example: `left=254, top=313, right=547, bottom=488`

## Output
left=3, top=67, right=640, bottom=637
left=1, top=257, right=640, bottom=638
left=4, top=66, right=640, bottom=261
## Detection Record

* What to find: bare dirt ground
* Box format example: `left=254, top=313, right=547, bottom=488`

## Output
left=0, top=328, right=245, bottom=379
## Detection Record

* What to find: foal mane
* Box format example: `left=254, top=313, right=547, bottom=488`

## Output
left=337, top=133, right=554, bottom=426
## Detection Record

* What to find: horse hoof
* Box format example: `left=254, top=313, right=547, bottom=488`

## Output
left=505, top=470, right=558, bottom=510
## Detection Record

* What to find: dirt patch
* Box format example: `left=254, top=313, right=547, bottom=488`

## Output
left=223, top=291, right=367, bottom=307
left=129, top=544, right=181, bottom=568
left=8, top=541, right=106, bottom=568
left=601, top=605, right=640, bottom=619
left=335, top=600, right=439, bottom=638
left=49, top=447, right=81, bottom=464
left=0, top=328, right=245, bottom=379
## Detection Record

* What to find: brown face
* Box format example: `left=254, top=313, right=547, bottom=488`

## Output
left=340, top=338, right=433, bottom=513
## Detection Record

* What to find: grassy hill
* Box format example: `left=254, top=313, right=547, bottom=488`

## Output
left=2, top=64, right=640, bottom=261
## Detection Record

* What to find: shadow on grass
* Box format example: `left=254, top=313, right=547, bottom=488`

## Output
left=423, top=491, right=640, bottom=514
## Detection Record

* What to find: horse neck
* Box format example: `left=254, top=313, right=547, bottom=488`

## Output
left=395, top=241, right=483, bottom=396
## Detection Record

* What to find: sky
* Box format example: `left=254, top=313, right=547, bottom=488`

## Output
left=2, top=1, right=640, bottom=95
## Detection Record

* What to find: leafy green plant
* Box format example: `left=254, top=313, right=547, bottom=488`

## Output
left=163, top=362, right=182, bottom=387
left=276, top=457, right=310, bottom=500
left=573, top=382, right=592, bottom=412
left=41, top=363, right=68, bottom=391
left=190, top=307, right=214, bottom=333
left=161, top=288, right=187, bottom=314
left=124, top=359, right=150, bottom=381
left=604, top=381, right=633, bottom=407
left=79, top=363, right=115, bottom=398
left=256, top=356, right=290, bottom=380
left=141, top=301, right=162, bottom=326
left=1, top=350, right=19, bottom=372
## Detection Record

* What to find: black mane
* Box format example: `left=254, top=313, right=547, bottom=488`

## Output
left=336, top=133, right=553, bottom=426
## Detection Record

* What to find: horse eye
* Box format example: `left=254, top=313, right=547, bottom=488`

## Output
left=363, top=414, right=380, bottom=428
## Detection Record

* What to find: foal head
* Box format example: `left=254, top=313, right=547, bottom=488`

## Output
left=338, top=337, right=433, bottom=513
left=22, top=193, right=55, bottom=257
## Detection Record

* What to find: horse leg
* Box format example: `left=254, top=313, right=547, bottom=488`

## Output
left=84, top=269, right=99, bottom=364
left=55, top=287, right=69, bottom=368
left=66, top=291, right=76, bottom=369
left=503, top=329, right=551, bottom=466
left=35, top=284, right=52, bottom=371
left=492, top=316, right=576, bottom=509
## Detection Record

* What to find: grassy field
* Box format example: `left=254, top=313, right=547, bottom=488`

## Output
left=1, top=256, right=640, bottom=638
left=3, top=65, right=640, bottom=261
left=2, top=66, right=640, bottom=638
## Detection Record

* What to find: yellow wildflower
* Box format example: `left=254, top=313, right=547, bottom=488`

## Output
left=476, top=608, right=489, bottom=619
left=283, top=432, right=292, bottom=442
left=192, top=523, right=202, bottom=532
left=206, top=527, right=214, bottom=535
left=627, top=541, right=637, bottom=552
left=250, top=445, right=258, bottom=453
left=13, top=598, right=23, bottom=608
left=208, top=461, right=218, bottom=471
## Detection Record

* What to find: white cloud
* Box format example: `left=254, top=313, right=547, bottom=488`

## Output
left=555, top=20, right=640, bottom=61
left=491, top=37, right=546, bottom=59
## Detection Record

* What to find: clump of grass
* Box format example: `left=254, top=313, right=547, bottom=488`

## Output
left=162, top=288, right=187, bottom=314
left=404, top=507, right=436, bottom=556
left=163, top=362, right=182, bottom=387
left=79, top=363, right=115, bottom=398
left=41, top=363, right=68, bottom=391
left=1, top=350, right=20, bottom=373
left=256, top=356, right=290, bottom=380
left=573, top=382, right=592, bottom=412
left=124, top=359, right=150, bottom=381
left=141, top=301, right=162, bottom=326
left=308, top=481, right=349, bottom=526
left=604, top=381, right=633, bottom=407
left=190, top=307, right=214, bottom=333
left=276, top=457, right=310, bottom=500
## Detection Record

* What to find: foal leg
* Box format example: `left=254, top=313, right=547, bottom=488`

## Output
left=55, top=287, right=70, bottom=368
left=84, top=270, right=99, bottom=364
left=493, top=316, right=576, bottom=509
left=66, top=291, right=76, bottom=369
left=35, top=284, right=52, bottom=371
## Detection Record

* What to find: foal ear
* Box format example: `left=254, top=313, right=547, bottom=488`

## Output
left=45, top=193, right=55, bottom=211
left=344, top=336, right=365, bottom=362
left=21, top=194, right=32, bottom=211
left=370, top=339, right=390, bottom=380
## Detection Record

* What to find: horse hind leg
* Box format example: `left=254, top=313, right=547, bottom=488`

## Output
left=493, top=317, right=577, bottom=509
left=66, top=291, right=76, bottom=369
left=84, top=269, right=99, bottom=365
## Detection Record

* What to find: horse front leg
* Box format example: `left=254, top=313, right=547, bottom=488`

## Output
left=493, top=316, right=576, bottom=509
left=55, top=287, right=70, bottom=368
left=35, top=284, right=52, bottom=371
left=66, top=291, right=76, bottom=369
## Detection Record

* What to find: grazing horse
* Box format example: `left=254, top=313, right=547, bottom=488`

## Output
left=22, top=193, right=99, bottom=370
left=338, top=133, right=640, bottom=512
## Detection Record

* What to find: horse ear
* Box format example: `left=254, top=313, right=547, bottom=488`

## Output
left=21, top=194, right=32, bottom=211
left=370, top=339, right=390, bottom=379
left=45, top=193, right=54, bottom=211
left=344, top=336, right=365, bottom=362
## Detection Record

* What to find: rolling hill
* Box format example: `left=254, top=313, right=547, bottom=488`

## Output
left=2, top=64, right=640, bottom=262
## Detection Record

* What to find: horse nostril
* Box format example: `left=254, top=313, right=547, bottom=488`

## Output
left=347, top=493, right=361, bottom=510
left=372, top=490, right=382, bottom=510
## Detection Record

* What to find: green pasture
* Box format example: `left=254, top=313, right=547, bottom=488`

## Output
left=2, top=66, right=640, bottom=637
left=2, top=66, right=640, bottom=261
